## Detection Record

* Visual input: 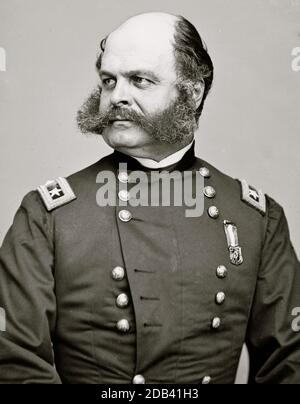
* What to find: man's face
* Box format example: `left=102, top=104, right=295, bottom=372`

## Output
left=77, top=16, right=198, bottom=154
left=98, top=21, right=185, bottom=150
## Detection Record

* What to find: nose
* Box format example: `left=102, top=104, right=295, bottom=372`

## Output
left=110, top=79, right=132, bottom=107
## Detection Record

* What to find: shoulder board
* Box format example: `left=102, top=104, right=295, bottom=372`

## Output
left=240, top=179, right=266, bottom=216
left=37, top=177, right=76, bottom=211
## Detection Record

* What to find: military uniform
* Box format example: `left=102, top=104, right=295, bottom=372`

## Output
left=0, top=143, right=300, bottom=384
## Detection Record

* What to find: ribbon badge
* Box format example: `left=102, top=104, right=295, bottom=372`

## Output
left=223, top=220, right=244, bottom=266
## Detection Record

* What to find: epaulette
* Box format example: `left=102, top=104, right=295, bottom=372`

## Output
left=240, top=179, right=266, bottom=216
left=37, top=177, right=76, bottom=211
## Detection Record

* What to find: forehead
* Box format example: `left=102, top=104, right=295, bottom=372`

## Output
left=101, top=22, right=177, bottom=79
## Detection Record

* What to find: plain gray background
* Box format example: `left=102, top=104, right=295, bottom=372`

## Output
left=0, top=0, right=299, bottom=384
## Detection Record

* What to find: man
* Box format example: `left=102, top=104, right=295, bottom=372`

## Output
left=0, top=12, right=300, bottom=384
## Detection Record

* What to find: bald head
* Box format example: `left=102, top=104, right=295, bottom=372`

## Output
left=108, top=12, right=177, bottom=49
left=113, top=12, right=177, bottom=35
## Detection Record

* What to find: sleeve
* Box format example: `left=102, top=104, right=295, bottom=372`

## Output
left=0, top=191, right=61, bottom=384
left=246, top=196, right=300, bottom=384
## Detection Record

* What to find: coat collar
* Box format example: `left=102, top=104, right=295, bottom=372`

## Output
left=112, top=141, right=197, bottom=173
left=132, top=141, right=194, bottom=169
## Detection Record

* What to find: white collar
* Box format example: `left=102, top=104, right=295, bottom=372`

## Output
left=132, top=141, right=194, bottom=169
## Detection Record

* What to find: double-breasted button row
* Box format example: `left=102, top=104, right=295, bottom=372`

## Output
left=202, top=168, right=227, bottom=322
left=200, top=166, right=219, bottom=221
left=118, top=168, right=132, bottom=222
left=211, top=265, right=227, bottom=330
left=112, top=266, right=130, bottom=332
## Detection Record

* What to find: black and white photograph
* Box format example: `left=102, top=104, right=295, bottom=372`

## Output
left=0, top=0, right=300, bottom=386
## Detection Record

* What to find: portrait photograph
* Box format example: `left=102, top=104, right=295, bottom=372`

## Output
left=0, top=0, right=300, bottom=385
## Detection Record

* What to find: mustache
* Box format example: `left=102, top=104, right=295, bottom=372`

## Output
left=102, top=107, right=149, bottom=126
left=77, top=86, right=197, bottom=144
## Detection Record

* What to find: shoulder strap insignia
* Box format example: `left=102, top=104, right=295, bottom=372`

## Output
left=240, top=179, right=266, bottom=215
left=37, top=177, right=76, bottom=211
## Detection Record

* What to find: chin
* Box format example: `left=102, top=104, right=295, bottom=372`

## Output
left=103, top=127, right=150, bottom=149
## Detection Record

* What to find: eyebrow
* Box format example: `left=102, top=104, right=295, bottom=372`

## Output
left=99, top=69, right=161, bottom=82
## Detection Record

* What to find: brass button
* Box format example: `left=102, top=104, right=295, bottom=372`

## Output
left=116, top=319, right=130, bottom=333
left=216, top=292, right=226, bottom=305
left=112, top=266, right=125, bottom=281
left=203, top=186, right=216, bottom=198
left=202, top=376, right=212, bottom=384
left=211, top=317, right=221, bottom=329
left=118, top=172, right=129, bottom=183
left=133, top=374, right=145, bottom=384
left=208, top=206, right=219, bottom=219
left=216, top=265, right=227, bottom=279
left=116, top=293, right=129, bottom=308
left=118, top=190, right=130, bottom=202
left=199, top=167, right=211, bottom=178
left=119, top=210, right=132, bottom=222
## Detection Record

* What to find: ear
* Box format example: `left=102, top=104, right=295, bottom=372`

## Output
left=193, top=79, right=205, bottom=109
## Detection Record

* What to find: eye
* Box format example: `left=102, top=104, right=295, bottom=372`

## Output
left=132, top=76, right=153, bottom=87
left=102, top=78, right=116, bottom=89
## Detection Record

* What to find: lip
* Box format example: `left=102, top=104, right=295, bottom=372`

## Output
left=110, top=120, right=133, bottom=128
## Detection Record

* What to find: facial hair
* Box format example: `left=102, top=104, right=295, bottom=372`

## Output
left=77, top=85, right=197, bottom=145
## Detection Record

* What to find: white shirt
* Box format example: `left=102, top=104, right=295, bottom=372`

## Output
left=132, top=140, right=194, bottom=169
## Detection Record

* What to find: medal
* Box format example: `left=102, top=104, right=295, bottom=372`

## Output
left=223, top=220, right=243, bottom=266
